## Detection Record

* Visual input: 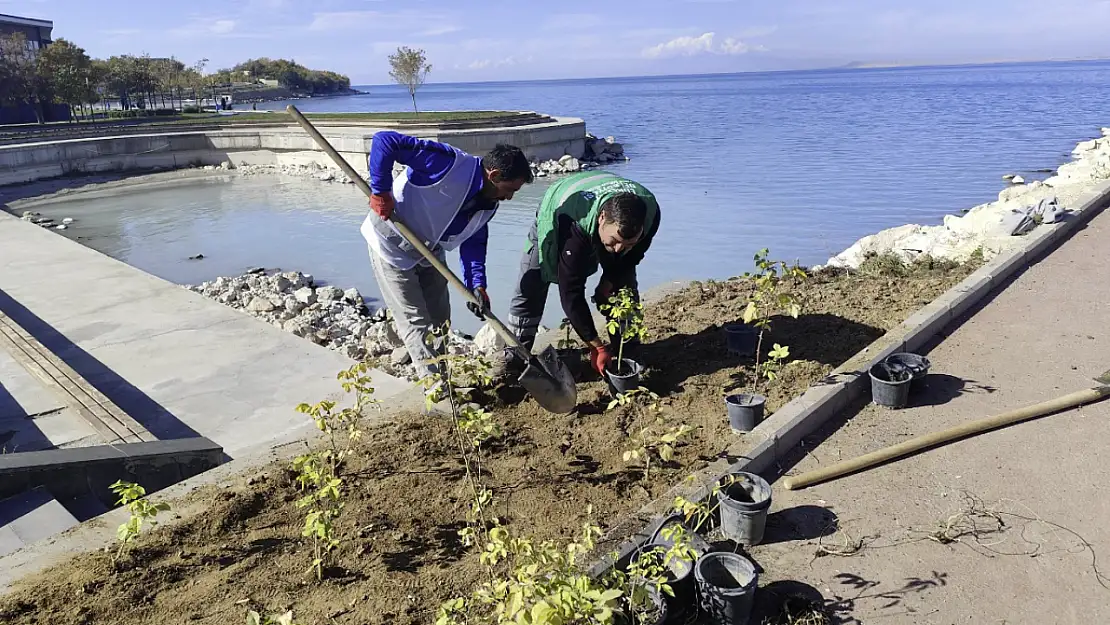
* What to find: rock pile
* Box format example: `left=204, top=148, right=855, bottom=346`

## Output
left=530, top=133, right=629, bottom=178
left=19, top=211, right=74, bottom=230
left=185, top=270, right=479, bottom=380
left=234, top=162, right=358, bottom=185
left=824, top=127, right=1110, bottom=269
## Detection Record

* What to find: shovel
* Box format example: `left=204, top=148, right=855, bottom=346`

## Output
left=286, top=105, right=578, bottom=414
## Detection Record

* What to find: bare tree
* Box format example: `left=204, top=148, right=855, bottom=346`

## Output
left=388, top=46, right=431, bottom=113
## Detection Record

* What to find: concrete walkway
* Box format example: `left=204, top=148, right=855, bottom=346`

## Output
left=0, top=211, right=411, bottom=459
left=754, top=206, right=1110, bottom=622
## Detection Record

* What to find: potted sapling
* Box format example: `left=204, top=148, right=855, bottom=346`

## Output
left=601, top=287, right=648, bottom=395
left=556, top=317, right=582, bottom=380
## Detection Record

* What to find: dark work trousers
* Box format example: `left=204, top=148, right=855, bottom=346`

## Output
left=507, top=220, right=640, bottom=361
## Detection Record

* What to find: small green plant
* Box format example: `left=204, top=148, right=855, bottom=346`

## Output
left=293, top=451, right=343, bottom=580
left=246, top=610, right=301, bottom=625
left=601, top=287, right=647, bottom=373
left=110, top=480, right=170, bottom=561
left=290, top=361, right=380, bottom=581
left=437, top=521, right=624, bottom=625
left=760, top=343, right=790, bottom=381
left=672, top=474, right=743, bottom=531
left=557, top=317, right=577, bottom=350
left=742, top=248, right=806, bottom=371
left=610, top=387, right=693, bottom=472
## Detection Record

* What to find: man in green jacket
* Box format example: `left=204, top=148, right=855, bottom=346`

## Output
left=506, top=171, right=661, bottom=377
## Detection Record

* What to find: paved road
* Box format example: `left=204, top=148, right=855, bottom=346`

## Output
left=753, top=206, right=1110, bottom=624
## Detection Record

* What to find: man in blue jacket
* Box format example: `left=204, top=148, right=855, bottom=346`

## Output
left=361, top=130, right=533, bottom=378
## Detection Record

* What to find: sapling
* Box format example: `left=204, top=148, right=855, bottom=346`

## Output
left=110, top=480, right=170, bottom=561
left=742, top=248, right=806, bottom=371
left=760, top=343, right=790, bottom=381
left=293, top=451, right=343, bottom=580
left=610, top=387, right=694, bottom=473
left=601, top=287, right=647, bottom=375
left=557, top=317, right=577, bottom=350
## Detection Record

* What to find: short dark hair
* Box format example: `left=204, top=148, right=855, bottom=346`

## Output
left=484, top=144, right=534, bottom=184
left=601, top=193, right=647, bottom=239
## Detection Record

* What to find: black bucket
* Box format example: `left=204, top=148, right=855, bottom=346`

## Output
left=716, top=472, right=772, bottom=546
left=723, top=323, right=758, bottom=356
left=606, top=358, right=643, bottom=395
left=725, top=394, right=766, bottom=433
left=869, top=361, right=912, bottom=409
left=694, top=552, right=758, bottom=625
left=884, top=352, right=931, bottom=393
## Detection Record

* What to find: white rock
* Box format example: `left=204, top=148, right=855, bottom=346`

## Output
left=559, top=154, right=574, bottom=164
left=217, top=291, right=238, bottom=305
left=273, top=275, right=292, bottom=293
left=561, top=157, right=581, bottom=173
left=283, top=296, right=305, bottom=315
left=318, top=171, right=335, bottom=182
left=283, top=318, right=312, bottom=337
left=247, top=297, right=276, bottom=313
left=1010, top=175, right=1025, bottom=184
left=62, top=217, right=74, bottom=224
left=220, top=161, right=233, bottom=170
left=294, top=287, right=317, bottom=305
left=317, top=286, right=343, bottom=302
left=473, top=324, right=506, bottom=354
left=55, top=224, right=67, bottom=230
left=343, top=287, right=362, bottom=303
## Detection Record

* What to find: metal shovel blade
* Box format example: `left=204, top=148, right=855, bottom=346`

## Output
left=517, top=345, right=578, bottom=414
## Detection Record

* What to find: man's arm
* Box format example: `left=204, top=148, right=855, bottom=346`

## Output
left=367, top=130, right=458, bottom=194
left=458, top=223, right=488, bottom=291
left=557, top=218, right=603, bottom=345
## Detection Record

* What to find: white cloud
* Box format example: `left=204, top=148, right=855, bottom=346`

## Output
left=458, top=56, right=533, bottom=71
left=308, top=10, right=456, bottom=36
left=420, top=25, right=463, bottom=36
left=210, top=20, right=237, bottom=34
left=641, top=32, right=765, bottom=58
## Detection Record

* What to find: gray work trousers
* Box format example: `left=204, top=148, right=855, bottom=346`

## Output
left=369, top=249, right=450, bottom=378
left=507, top=220, right=638, bottom=353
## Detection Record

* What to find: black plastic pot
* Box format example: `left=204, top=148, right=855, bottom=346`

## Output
left=635, top=542, right=695, bottom=622
left=606, top=358, right=644, bottom=395
left=723, top=323, right=758, bottom=357
left=694, top=552, right=759, bottom=625
left=884, top=352, right=931, bottom=393
left=557, top=348, right=582, bottom=381
left=716, top=472, right=772, bottom=546
left=869, top=361, right=913, bottom=409
left=725, top=394, right=766, bottom=433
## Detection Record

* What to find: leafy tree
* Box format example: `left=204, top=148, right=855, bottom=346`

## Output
left=35, top=38, right=92, bottom=120
left=388, top=46, right=431, bottom=112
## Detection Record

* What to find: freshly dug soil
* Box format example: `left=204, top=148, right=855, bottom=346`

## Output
left=0, top=257, right=978, bottom=625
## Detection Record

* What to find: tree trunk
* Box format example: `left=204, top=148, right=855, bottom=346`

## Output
left=410, top=90, right=418, bottom=113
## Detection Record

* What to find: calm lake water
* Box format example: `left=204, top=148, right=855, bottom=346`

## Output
left=35, top=62, right=1110, bottom=333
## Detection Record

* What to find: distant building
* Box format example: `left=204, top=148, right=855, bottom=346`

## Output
left=0, top=14, right=66, bottom=124
left=0, top=13, right=53, bottom=55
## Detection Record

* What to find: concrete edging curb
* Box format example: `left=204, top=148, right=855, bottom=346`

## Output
left=587, top=179, right=1110, bottom=577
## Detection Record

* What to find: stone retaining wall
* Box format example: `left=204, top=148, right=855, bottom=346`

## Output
left=0, top=116, right=587, bottom=186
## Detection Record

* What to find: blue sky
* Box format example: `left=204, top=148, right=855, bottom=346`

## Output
left=7, top=0, right=1110, bottom=84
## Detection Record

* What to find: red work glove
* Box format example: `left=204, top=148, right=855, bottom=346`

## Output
left=467, top=287, right=491, bottom=320
left=369, top=192, right=395, bottom=220
left=589, top=344, right=613, bottom=376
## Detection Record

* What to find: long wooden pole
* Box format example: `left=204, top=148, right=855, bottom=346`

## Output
left=782, top=385, right=1110, bottom=490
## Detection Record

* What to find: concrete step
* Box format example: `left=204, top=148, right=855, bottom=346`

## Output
left=0, top=486, right=79, bottom=558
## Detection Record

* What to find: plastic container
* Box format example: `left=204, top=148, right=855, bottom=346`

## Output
left=716, top=472, right=772, bottom=546
left=725, top=394, right=766, bottom=433
left=694, top=552, right=759, bottom=625
left=622, top=586, right=668, bottom=625
left=723, top=323, right=758, bottom=357
left=869, top=361, right=913, bottom=408
left=606, top=358, right=643, bottom=395
left=649, top=513, right=713, bottom=558
left=883, top=352, right=931, bottom=393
